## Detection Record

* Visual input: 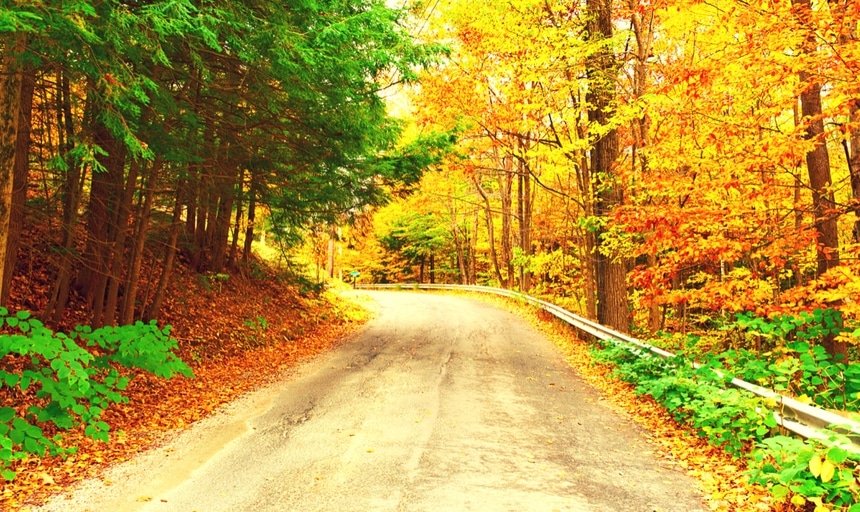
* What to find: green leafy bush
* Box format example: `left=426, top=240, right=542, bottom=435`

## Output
left=0, top=309, right=192, bottom=480
left=593, top=336, right=860, bottom=509
left=715, top=344, right=860, bottom=411
left=735, top=309, right=845, bottom=347
left=751, top=432, right=860, bottom=509
left=242, top=315, right=269, bottom=346
left=594, top=341, right=777, bottom=456
left=727, top=310, right=860, bottom=411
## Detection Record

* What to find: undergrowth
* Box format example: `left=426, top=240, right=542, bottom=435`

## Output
left=591, top=308, right=860, bottom=510
left=0, top=308, right=191, bottom=480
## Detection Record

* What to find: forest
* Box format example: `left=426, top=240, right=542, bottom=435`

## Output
left=0, top=0, right=448, bottom=504
left=0, top=0, right=447, bottom=329
left=336, top=1, right=860, bottom=507
left=350, top=0, right=860, bottom=357
left=2, top=0, right=860, bottom=509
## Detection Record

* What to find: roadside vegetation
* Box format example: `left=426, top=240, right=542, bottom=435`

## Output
left=0, top=0, right=440, bottom=508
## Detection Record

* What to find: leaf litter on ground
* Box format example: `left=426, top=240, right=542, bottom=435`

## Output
left=2, top=272, right=370, bottom=511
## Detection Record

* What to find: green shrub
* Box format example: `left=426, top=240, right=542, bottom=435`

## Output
left=726, top=309, right=860, bottom=411
left=592, top=337, right=860, bottom=509
left=0, top=309, right=192, bottom=480
left=595, top=342, right=778, bottom=456
left=242, top=315, right=269, bottom=346
left=750, top=433, right=860, bottom=509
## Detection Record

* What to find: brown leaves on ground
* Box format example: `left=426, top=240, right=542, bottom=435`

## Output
left=1, top=264, right=369, bottom=511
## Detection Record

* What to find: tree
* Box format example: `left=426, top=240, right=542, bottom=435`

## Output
left=358, top=0, right=860, bottom=359
left=0, top=0, right=444, bottom=326
left=379, top=211, right=452, bottom=283
left=0, top=33, right=27, bottom=306
left=791, top=0, right=839, bottom=277
left=587, top=0, right=628, bottom=332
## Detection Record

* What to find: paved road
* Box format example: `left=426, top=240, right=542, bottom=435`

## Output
left=37, top=291, right=707, bottom=512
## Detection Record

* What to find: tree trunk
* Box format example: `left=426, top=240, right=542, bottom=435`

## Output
left=146, top=190, right=183, bottom=321
left=209, top=177, right=236, bottom=273
left=184, top=71, right=203, bottom=257
left=208, top=122, right=238, bottom=272
left=451, top=223, right=467, bottom=284
left=588, top=0, right=629, bottom=332
left=103, top=158, right=139, bottom=325
left=2, top=65, right=34, bottom=305
left=193, top=174, right=209, bottom=271
left=647, top=253, right=661, bottom=334
left=631, top=0, right=656, bottom=332
left=0, top=35, right=27, bottom=302
left=792, top=0, right=843, bottom=356
left=243, top=171, right=258, bottom=264
left=516, top=157, right=533, bottom=292
left=192, top=130, right=212, bottom=271
left=83, top=116, right=127, bottom=327
left=500, top=162, right=514, bottom=288
left=327, top=225, right=336, bottom=278
left=185, top=162, right=199, bottom=241
left=228, top=170, right=245, bottom=269
left=120, top=159, right=161, bottom=324
left=792, top=0, right=840, bottom=276
left=47, top=71, right=81, bottom=323
left=798, top=78, right=839, bottom=275
left=846, top=104, right=860, bottom=243
left=583, top=229, right=598, bottom=319
left=473, top=176, right=504, bottom=286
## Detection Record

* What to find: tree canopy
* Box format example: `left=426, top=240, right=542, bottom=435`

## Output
left=0, top=0, right=445, bottom=325
left=346, top=0, right=860, bottom=358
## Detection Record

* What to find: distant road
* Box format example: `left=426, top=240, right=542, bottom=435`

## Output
left=37, top=291, right=706, bottom=512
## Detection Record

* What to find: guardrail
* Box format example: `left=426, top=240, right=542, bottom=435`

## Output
left=357, top=283, right=860, bottom=451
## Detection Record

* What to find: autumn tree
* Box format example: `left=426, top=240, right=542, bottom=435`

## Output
left=380, top=211, right=452, bottom=283
left=587, top=0, right=629, bottom=331
left=354, top=0, right=860, bottom=360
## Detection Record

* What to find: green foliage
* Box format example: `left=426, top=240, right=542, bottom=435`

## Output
left=593, top=336, right=860, bottom=509
left=242, top=315, right=269, bottom=346
left=715, top=344, right=860, bottom=411
left=593, top=342, right=778, bottom=456
left=245, top=1, right=448, bottom=235
left=372, top=131, right=458, bottom=191
left=750, top=433, right=860, bottom=508
left=198, top=272, right=230, bottom=293
left=15, top=0, right=446, bottom=257
left=0, top=309, right=192, bottom=480
left=0, top=6, right=43, bottom=33
left=379, top=212, right=451, bottom=268
left=727, top=310, right=860, bottom=411
left=734, top=309, right=846, bottom=349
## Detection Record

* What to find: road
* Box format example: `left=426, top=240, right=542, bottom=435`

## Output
left=37, top=291, right=707, bottom=512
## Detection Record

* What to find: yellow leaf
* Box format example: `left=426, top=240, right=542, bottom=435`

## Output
left=820, top=460, right=835, bottom=483
left=809, top=454, right=822, bottom=477
left=814, top=505, right=831, bottom=512
left=790, top=495, right=806, bottom=507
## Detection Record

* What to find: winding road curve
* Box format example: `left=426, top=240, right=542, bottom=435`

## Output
left=37, top=291, right=707, bottom=512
